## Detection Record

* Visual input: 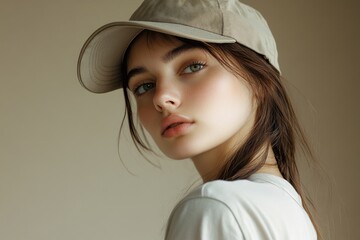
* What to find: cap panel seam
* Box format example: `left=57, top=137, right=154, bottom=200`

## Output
left=216, top=0, right=224, bottom=35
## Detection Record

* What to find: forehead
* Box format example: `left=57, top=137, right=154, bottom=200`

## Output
left=126, top=31, right=182, bottom=59
left=136, top=30, right=180, bottom=46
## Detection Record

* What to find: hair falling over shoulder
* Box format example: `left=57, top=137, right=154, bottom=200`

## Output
left=119, top=32, right=322, bottom=239
left=203, top=43, right=323, bottom=239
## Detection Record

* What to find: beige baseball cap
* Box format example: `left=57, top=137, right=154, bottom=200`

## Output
left=77, top=0, right=280, bottom=93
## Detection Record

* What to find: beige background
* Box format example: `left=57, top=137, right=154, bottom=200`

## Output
left=1, top=0, right=359, bottom=239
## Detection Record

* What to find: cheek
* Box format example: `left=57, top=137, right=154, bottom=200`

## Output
left=187, top=71, right=254, bottom=131
left=137, top=104, right=157, bottom=134
left=188, top=71, right=251, bottom=112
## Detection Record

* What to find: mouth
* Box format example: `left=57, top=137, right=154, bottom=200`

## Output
left=164, top=122, right=183, bottom=131
left=162, top=122, right=193, bottom=138
left=161, top=115, right=194, bottom=137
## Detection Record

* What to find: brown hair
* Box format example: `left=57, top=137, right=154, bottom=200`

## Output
left=120, top=30, right=322, bottom=239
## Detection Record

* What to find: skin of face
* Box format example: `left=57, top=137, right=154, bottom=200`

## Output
left=126, top=34, right=258, bottom=178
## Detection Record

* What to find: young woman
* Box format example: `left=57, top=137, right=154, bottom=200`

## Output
left=77, top=0, right=320, bottom=239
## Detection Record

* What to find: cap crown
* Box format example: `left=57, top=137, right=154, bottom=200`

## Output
left=130, top=0, right=279, bottom=71
left=77, top=0, right=279, bottom=93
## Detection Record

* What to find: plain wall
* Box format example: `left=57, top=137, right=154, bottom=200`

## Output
left=1, top=0, right=359, bottom=239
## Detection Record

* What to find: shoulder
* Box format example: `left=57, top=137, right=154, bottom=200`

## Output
left=165, top=179, right=257, bottom=240
left=166, top=174, right=317, bottom=240
left=183, top=177, right=285, bottom=210
left=165, top=184, right=245, bottom=240
left=187, top=178, right=258, bottom=201
left=172, top=179, right=248, bottom=220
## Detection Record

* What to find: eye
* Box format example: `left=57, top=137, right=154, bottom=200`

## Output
left=183, top=62, right=206, bottom=74
left=133, top=82, right=155, bottom=96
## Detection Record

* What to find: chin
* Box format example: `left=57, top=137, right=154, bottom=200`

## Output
left=160, top=147, right=200, bottom=160
left=163, top=151, right=192, bottom=160
left=156, top=136, right=216, bottom=160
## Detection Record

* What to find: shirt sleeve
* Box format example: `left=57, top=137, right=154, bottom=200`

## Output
left=164, top=197, right=244, bottom=240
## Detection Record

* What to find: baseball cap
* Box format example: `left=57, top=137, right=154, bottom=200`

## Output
left=77, top=0, right=280, bottom=93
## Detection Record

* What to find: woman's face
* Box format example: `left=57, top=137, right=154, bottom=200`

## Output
left=126, top=33, right=256, bottom=160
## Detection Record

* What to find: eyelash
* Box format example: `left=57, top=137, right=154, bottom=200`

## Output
left=182, top=61, right=206, bottom=74
left=132, top=61, right=207, bottom=96
left=133, top=81, right=155, bottom=96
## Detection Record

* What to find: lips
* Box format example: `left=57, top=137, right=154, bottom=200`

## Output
left=161, top=114, right=193, bottom=136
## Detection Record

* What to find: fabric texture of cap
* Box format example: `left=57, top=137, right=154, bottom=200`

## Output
left=77, top=0, right=280, bottom=93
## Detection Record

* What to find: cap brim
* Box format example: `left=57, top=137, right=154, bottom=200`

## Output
left=77, top=21, right=235, bottom=93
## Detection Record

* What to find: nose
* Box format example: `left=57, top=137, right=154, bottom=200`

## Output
left=153, top=82, right=181, bottom=113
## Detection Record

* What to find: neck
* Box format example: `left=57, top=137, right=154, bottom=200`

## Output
left=255, top=147, right=283, bottom=178
left=191, top=146, right=283, bottom=183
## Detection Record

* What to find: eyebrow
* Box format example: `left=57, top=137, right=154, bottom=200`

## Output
left=127, top=44, right=199, bottom=84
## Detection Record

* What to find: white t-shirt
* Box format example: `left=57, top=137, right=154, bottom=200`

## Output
left=165, top=173, right=317, bottom=240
